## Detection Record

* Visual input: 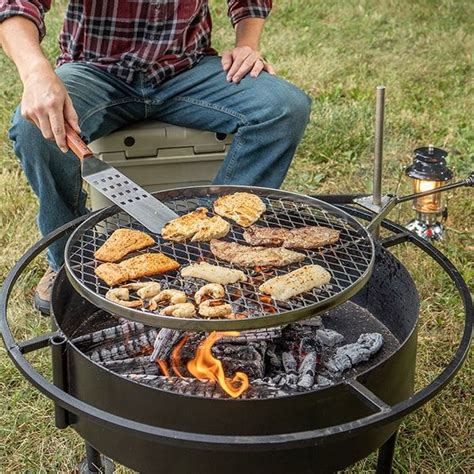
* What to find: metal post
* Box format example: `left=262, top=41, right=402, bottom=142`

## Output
left=85, top=443, right=104, bottom=473
left=50, top=334, right=69, bottom=429
left=373, top=86, right=385, bottom=207
left=376, top=430, right=398, bottom=473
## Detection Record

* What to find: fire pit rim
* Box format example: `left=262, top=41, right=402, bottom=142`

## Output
left=0, top=200, right=472, bottom=451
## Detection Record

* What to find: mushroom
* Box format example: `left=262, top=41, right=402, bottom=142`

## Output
left=160, top=303, right=196, bottom=318
left=105, top=288, right=143, bottom=308
left=194, top=283, right=225, bottom=305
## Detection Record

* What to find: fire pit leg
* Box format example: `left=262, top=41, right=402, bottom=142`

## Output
left=77, top=443, right=115, bottom=473
left=376, top=430, right=398, bottom=473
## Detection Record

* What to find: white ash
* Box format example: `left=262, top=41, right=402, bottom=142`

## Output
left=325, top=333, right=383, bottom=373
left=297, top=352, right=317, bottom=389
left=316, top=329, right=344, bottom=347
left=297, top=315, right=323, bottom=327
left=316, top=375, right=333, bottom=387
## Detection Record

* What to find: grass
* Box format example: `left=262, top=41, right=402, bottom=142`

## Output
left=1, top=0, right=473, bottom=471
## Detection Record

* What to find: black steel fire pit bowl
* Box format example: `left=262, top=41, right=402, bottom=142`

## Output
left=1, top=194, right=472, bottom=474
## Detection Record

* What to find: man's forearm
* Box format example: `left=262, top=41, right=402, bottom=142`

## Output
left=0, top=16, right=53, bottom=83
left=235, top=18, right=265, bottom=50
left=1, top=15, right=79, bottom=151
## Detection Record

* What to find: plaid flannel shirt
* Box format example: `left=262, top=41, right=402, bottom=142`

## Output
left=0, top=0, right=272, bottom=84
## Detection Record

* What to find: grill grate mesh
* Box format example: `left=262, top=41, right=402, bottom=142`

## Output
left=65, top=188, right=374, bottom=329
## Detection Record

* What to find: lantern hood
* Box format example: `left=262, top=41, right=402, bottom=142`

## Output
left=405, top=145, right=453, bottom=181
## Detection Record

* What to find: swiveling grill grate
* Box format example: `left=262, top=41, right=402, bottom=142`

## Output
left=65, top=187, right=375, bottom=330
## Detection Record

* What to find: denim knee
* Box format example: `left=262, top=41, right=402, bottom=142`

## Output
left=254, top=78, right=312, bottom=140
left=278, top=86, right=312, bottom=137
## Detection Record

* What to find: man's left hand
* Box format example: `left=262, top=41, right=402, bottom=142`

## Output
left=221, top=46, right=275, bottom=84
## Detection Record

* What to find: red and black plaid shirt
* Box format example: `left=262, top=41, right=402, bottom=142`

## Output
left=0, top=0, right=272, bottom=84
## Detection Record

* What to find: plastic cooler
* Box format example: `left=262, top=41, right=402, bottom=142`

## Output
left=88, top=121, right=233, bottom=210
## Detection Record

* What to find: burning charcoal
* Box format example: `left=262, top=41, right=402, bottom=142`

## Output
left=316, top=329, right=344, bottom=348
left=217, top=328, right=282, bottom=344
left=282, top=351, right=298, bottom=374
left=102, top=356, right=160, bottom=376
left=73, top=320, right=157, bottom=353
left=149, top=328, right=183, bottom=362
left=266, top=342, right=282, bottom=371
left=297, top=315, right=323, bottom=327
left=88, top=328, right=156, bottom=363
left=276, top=373, right=298, bottom=388
left=179, top=332, right=206, bottom=362
left=299, top=336, right=318, bottom=354
left=325, top=333, right=383, bottom=373
left=212, top=342, right=266, bottom=379
left=297, top=352, right=317, bottom=389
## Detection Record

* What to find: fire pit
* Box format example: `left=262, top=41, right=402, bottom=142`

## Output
left=1, top=193, right=471, bottom=474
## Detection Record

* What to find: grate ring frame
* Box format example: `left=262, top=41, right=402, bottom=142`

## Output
left=64, top=185, right=375, bottom=331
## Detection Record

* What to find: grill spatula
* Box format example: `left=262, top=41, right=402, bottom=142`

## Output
left=65, top=123, right=178, bottom=234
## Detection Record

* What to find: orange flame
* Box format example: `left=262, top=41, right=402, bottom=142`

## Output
left=156, top=358, right=170, bottom=377
left=187, top=331, right=249, bottom=398
left=171, top=335, right=189, bottom=378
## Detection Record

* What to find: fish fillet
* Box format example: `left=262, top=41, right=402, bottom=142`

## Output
left=95, top=229, right=155, bottom=262
left=213, top=192, right=266, bottom=227
left=259, top=265, right=331, bottom=301
left=95, top=253, right=180, bottom=286
left=162, top=207, right=230, bottom=242
left=243, top=225, right=340, bottom=249
left=181, top=262, right=247, bottom=284
left=210, top=240, right=306, bottom=267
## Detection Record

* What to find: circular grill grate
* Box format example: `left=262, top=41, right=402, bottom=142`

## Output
left=65, top=187, right=375, bottom=331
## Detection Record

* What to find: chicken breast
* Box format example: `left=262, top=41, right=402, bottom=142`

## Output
left=210, top=240, right=306, bottom=267
left=243, top=225, right=340, bottom=249
left=213, top=192, right=266, bottom=227
left=181, top=262, right=247, bottom=284
left=95, top=253, right=180, bottom=286
left=259, top=265, right=331, bottom=301
left=162, top=207, right=230, bottom=242
left=94, top=229, right=155, bottom=262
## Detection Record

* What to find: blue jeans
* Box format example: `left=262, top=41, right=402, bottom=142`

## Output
left=9, top=56, right=311, bottom=271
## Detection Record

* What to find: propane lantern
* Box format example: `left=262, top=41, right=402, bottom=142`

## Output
left=405, top=145, right=453, bottom=240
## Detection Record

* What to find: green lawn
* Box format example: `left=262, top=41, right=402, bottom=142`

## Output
left=1, top=0, right=473, bottom=472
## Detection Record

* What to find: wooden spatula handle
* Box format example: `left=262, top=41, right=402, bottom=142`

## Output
left=65, top=122, right=93, bottom=159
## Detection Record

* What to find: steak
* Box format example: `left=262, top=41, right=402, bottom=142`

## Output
left=210, top=240, right=306, bottom=268
left=243, top=225, right=340, bottom=249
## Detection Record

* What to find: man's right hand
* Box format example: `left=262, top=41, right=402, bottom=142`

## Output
left=0, top=16, right=80, bottom=153
left=21, top=63, right=80, bottom=153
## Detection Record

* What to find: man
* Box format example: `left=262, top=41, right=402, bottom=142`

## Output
left=0, top=0, right=311, bottom=314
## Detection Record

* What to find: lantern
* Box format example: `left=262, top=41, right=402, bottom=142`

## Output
left=405, top=145, right=453, bottom=240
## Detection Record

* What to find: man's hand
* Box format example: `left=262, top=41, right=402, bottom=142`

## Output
left=0, top=16, right=80, bottom=152
left=21, top=64, right=80, bottom=152
left=221, top=46, right=275, bottom=84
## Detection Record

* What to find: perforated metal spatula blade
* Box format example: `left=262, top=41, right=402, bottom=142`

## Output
left=65, top=124, right=178, bottom=234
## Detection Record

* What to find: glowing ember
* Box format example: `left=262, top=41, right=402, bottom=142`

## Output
left=187, top=331, right=249, bottom=398
left=171, top=335, right=189, bottom=378
left=259, top=295, right=277, bottom=313
left=156, top=359, right=170, bottom=378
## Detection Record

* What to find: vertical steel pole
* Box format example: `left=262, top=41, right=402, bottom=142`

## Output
left=50, top=334, right=69, bottom=429
left=376, top=430, right=398, bottom=473
left=373, top=86, right=385, bottom=207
